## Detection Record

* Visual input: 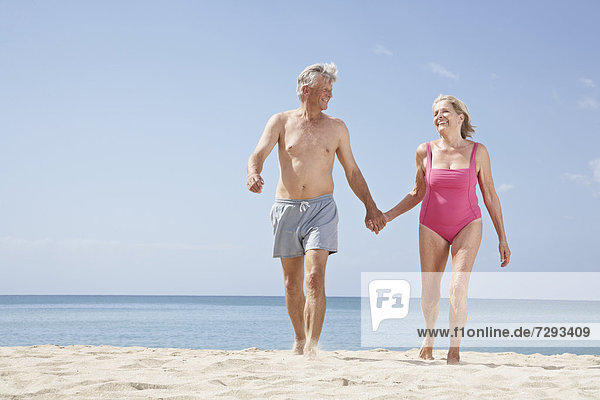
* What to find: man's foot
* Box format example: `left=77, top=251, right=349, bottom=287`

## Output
left=293, top=339, right=306, bottom=355
left=303, top=341, right=318, bottom=360
left=446, top=347, right=460, bottom=365
left=418, top=346, right=434, bottom=360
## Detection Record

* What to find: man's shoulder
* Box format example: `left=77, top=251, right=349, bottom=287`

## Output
left=321, top=114, right=347, bottom=130
left=269, top=110, right=294, bottom=123
left=265, top=111, right=294, bottom=133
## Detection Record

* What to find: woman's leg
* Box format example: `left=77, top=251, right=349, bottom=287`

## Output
left=447, top=219, right=482, bottom=364
left=419, top=224, right=450, bottom=360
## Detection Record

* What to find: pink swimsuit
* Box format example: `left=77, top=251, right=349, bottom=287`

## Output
left=419, top=142, right=481, bottom=243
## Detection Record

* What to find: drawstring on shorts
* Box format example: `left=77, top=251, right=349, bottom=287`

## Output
left=300, top=201, right=310, bottom=212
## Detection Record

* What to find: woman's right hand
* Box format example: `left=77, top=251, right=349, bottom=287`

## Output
left=383, top=212, right=392, bottom=223
left=499, top=241, right=511, bottom=268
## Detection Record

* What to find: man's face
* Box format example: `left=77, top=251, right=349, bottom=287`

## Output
left=305, top=75, right=333, bottom=110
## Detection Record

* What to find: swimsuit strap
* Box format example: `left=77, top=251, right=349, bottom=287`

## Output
left=426, top=142, right=432, bottom=171
left=470, top=142, right=478, bottom=169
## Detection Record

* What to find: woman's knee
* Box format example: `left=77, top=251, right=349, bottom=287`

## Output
left=421, top=291, right=440, bottom=311
left=449, top=281, right=469, bottom=304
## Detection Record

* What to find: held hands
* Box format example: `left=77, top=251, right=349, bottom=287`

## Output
left=365, top=207, right=387, bottom=235
left=368, top=210, right=394, bottom=234
left=499, top=241, right=511, bottom=268
left=246, top=173, right=264, bottom=193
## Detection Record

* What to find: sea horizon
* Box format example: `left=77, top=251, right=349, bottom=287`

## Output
left=1, top=295, right=598, bottom=356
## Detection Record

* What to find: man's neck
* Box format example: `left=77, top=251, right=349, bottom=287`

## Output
left=298, top=103, right=323, bottom=121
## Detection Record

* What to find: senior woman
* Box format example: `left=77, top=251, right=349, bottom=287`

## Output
left=383, top=95, right=510, bottom=364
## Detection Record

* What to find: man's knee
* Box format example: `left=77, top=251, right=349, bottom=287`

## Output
left=304, top=250, right=327, bottom=296
left=285, top=280, right=303, bottom=296
left=305, top=271, right=325, bottom=295
left=284, top=276, right=304, bottom=296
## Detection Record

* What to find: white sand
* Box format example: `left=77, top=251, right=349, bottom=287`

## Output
left=0, top=345, right=598, bottom=399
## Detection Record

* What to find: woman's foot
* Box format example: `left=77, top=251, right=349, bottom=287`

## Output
left=418, top=345, right=434, bottom=360
left=446, top=347, right=460, bottom=365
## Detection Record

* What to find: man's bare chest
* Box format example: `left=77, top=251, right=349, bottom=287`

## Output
left=281, top=125, right=338, bottom=159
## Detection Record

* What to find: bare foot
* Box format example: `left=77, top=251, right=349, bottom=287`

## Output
left=446, top=347, right=460, bottom=365
left=303, top=341, right=318, bottom=360
left=418, top=346, right=434, bottom=360
left=293, top=339, right=306, bottom=355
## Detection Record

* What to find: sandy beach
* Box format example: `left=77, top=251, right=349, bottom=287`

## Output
left=0, top=345, right=598, bottom=399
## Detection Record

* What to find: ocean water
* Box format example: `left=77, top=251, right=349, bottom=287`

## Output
left=0, top=296, right=598, bottom=355
left=0, top=296, right=359, bottom=351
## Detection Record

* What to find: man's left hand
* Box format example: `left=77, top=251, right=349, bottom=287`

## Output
left=365, top=207, right=386, bottom=234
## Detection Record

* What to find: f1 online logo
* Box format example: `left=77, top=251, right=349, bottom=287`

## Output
left=368, top=280, right=410, bottom=331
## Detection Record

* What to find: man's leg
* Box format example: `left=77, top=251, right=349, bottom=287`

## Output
left=281, top=256, right=306, bottom=354
left=303, top=249, right=329, bottom=359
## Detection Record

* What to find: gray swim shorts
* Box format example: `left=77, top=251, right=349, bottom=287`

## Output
left=270, top=194, right=338, bottom=258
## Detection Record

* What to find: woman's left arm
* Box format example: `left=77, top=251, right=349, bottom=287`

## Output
left=477, top=144, right=511, bottom=267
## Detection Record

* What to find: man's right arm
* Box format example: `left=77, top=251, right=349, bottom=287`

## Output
left=246, top=113, right=282, bottom=194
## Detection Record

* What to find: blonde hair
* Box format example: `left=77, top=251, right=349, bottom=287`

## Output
left=296, top=62, right=338, bottom=100
left=433, top=94, right=476, bottom=139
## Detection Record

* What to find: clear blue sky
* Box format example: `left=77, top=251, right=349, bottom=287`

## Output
left=1, top=1, right=599, bottom=295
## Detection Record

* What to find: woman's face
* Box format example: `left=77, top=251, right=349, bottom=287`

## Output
left=433, top=100, right=464, bottom=134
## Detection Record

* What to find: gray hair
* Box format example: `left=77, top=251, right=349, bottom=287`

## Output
left=296, top=62, right=338, bottom=100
